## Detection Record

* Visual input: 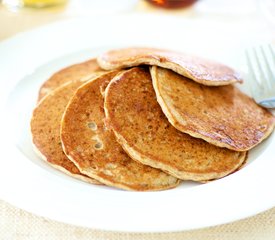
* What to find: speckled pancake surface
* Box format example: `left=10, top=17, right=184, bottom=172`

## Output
left=61, top=71, right=179, bottom=191
left=31, top=80, right=100, bottom=184
left=151, top=67, right=275, bottom=151
left=104, top=67, right=247, bottom=181
left=97, top=47, right=242, bottom=86
left=38, top=58, right=104, bottom=101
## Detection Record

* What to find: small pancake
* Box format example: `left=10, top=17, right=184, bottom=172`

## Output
left=38, top=58, right=104, bottom=101
left=97, top=47, right=242, bottom=86
left=31, top=80, right=100, bottom=185
left=61, top=71, right=179, bottom=191
left=104, top=67, right=247, bottom=181
left=151, top=66, right=275, bottom=151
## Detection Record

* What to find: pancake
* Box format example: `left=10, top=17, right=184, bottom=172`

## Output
left=151, top=66, right=275, bottom=151
left=61, top=71, right=179, bottom=191
left=104, top=67, right=247, bottom=181
left=97, top=47, right=242, bottom=86
left=31, top=79, right=100, bottom=185
left=38, top=58, right=104, bottom=101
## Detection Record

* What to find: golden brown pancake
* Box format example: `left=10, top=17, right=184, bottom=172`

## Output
left=104, top=67, right=247, bottom=181
left=38, top=58, right=104, bottom=101
left=151, top=66, right=275, bottom=151
left=97, top=47, right=242, bottom=86
left=31, top=80, right=100, bottom=185
left=61, top=71, right=179, bottom=191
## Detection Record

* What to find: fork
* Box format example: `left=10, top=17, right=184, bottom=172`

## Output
left=245, top=44, right=275, bottom=109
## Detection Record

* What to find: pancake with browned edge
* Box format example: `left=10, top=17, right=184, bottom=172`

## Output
left=104, top=67, right=247, bottom=181
left=31, top=80, right=100, bottom=184
left=38, top=58, right=104, bottom=101
left=97, top=47, right=242, bottom=86
left=151, top=66, right=275, bottom=151
left=61, top=71, right=179, bottom=191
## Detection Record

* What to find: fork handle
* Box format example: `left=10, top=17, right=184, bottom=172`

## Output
left=259, top=98, right=275, bottom=109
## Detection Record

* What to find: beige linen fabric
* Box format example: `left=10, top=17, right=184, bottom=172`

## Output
left=0, top=200, right=275, bottom=240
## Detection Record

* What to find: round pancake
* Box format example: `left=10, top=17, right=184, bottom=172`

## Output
left=38, top=58, right=104, bottom=101
left=151, top=66, right=275, bottom=151
left=97, top=47, right=242, bottom=86
left=104, top=67, right=247, bottom=181
left=61, top=71, right=179, bottom=191
left=31, top=80, right=100, bottom=185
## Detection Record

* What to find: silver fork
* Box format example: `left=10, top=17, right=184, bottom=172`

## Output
left=245, top=44, right=275, bottom=109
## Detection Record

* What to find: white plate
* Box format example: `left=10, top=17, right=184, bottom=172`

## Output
left=0, top=14, right=274, bottom=232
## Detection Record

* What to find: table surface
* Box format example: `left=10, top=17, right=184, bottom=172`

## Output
left=0, top=0, right=274, bottom=239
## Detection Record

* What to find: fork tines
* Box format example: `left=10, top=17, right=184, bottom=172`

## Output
left=245, top=44, right=275, bottom=108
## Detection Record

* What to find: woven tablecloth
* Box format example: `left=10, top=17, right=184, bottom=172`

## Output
left=0, top=1, right=274, bottom=238
left=1, top=200, right=275, bottom=239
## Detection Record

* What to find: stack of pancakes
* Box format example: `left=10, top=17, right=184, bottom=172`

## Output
left=31, top=47, right=275, bottom=191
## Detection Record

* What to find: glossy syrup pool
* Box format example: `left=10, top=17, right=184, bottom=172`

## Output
left=145, top=0, right=197, bottom=9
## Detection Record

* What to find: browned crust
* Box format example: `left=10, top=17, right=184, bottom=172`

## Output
left=60, top=71, right=180, bottom=191
left=97, top=47, right=242, bottom=86
left=38, top=58, right=105, bottom=101
left=150, top=66, right=275, bottom=151
left=31, top=80, right=101, bottom=185
left=104, top=67, right=247, bottom=182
